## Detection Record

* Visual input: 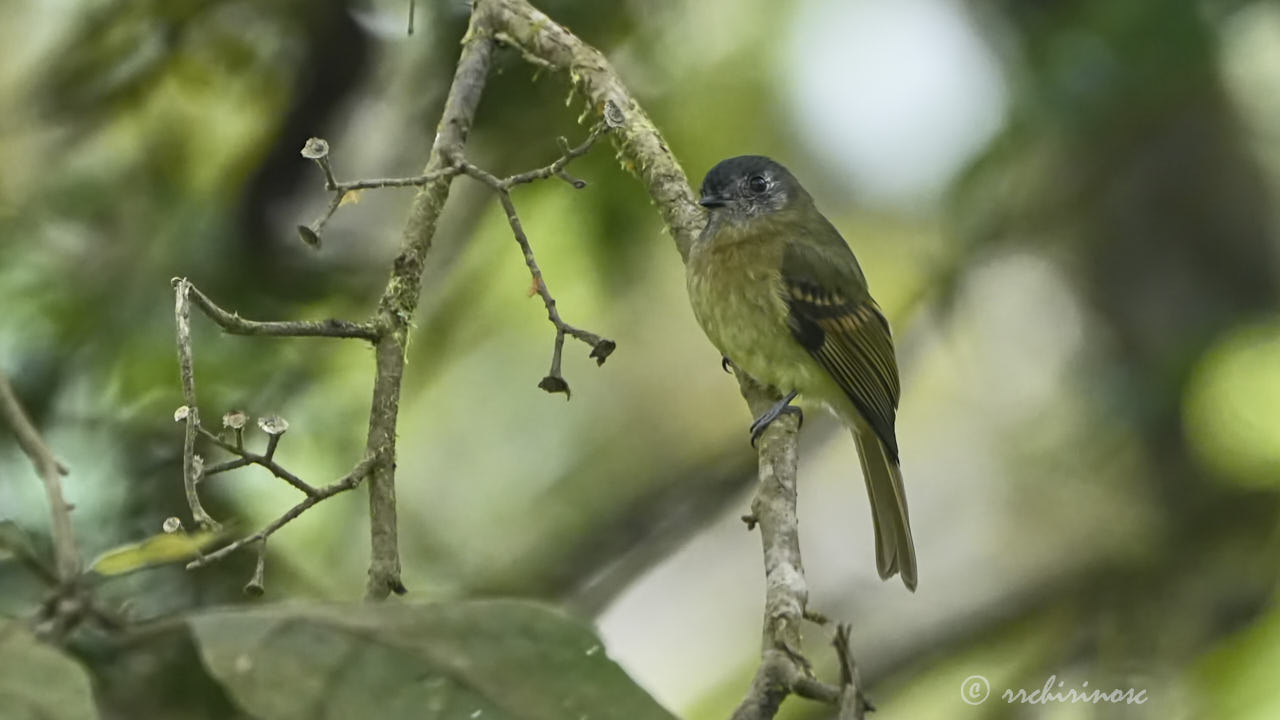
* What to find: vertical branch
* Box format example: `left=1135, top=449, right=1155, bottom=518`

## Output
left=728, top=377, right=816, bottom=720
left=482, top=3, right=847, bottom=717
left=361, top=8, right=497, bottom=599
left=0, top=372, right=79, bottom=580
left=173, top=279, right=219, bottom=530
left=363, top=335, right=408, bottom=597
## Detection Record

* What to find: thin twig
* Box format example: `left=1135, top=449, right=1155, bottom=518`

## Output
left=334, top=169, right=461, bottom=193
left=492, top=180, right=614, bottom=391
left=0, top=372, right=78, bottom=579
left=502, top=125, right=606, bottom=188
left=187, top=455, right=378, bottom=570
left=483, top=0, right=703, bottom=260
left=173, top=279, right=220, bottom=531
left=303, top=168, right=466, bottom=245
left=195, top=425, right=320, bottom=497
left=457, top=131, right=616, bottom=395
left=298, top=135, right=464, bottom=248
left=179, top=280, right=381, bottom=341
left=834, top=624, right=872, bottom=720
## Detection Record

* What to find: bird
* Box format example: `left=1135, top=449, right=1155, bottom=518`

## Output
left=685, top=155, right=917, bottom=590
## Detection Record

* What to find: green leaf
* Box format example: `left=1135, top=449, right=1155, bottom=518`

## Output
left=188, top=599, right=675, bottom=720
left=0, top=621, right=99, bottom=720
left=88, top=528, right=224, bottom=576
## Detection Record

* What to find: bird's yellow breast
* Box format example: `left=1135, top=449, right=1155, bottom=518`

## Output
left=686, top=227, right=825, bottom=396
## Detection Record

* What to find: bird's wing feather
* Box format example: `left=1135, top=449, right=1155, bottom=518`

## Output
left=780, top=230, right=901, bottom=460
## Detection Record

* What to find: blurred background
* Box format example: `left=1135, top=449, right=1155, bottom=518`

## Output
left=2, top=0, right=1279, bottom=717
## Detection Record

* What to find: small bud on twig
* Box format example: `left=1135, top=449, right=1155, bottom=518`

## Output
left=259, top=415, right=289, bottom=460
left=301, top=137, right=338, bottom=190
left=257, top=416, right=289, bottom=436
left=300, top=137, right=330, bottom=161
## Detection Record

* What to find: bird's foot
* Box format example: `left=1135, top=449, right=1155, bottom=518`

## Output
left=749, top=390, right=802, bottom=447
left=721, top=356, right=734, bottom=374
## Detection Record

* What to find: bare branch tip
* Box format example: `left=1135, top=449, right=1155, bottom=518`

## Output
left=243, top=541, right=267, bottom=598
left=300, top=137, right=330, bottom=161
left=257, top=415, right=290, bottom=437
left=589, top=338, right=616, bottom=366
left=297, top=225, right=322, bottom=250
left=556, top=169, right=587, bottom=189
left=538, top=375, right=571, bottom=399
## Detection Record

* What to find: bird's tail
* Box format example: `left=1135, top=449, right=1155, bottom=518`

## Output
left=852, top=425, right=917, bottom=591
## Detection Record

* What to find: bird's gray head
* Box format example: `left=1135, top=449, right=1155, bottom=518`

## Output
left=698, top=155, right=807, bottom=220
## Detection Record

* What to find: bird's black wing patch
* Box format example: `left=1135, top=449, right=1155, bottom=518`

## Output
left=783, top=277, right=901, bottom=461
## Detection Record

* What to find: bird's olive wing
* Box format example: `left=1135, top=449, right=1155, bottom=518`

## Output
left=781, top=243, right=901, bottom=460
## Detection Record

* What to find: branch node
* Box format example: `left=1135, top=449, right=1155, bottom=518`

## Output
left=602, top=99, right=625, bottom=128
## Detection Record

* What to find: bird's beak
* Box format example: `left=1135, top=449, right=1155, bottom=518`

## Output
left=699, top=195, right=727, bottom=209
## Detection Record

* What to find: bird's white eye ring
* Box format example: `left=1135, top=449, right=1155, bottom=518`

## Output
left=748, top=175, right=768, bottom=194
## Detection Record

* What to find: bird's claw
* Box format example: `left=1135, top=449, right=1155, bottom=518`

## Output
left=749, top=390, right=802, bottom=447
left=721, top=356, right=733, bottom=374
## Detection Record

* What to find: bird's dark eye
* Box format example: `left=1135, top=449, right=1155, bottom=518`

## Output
left=747, top=175, right=768, bottom=194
